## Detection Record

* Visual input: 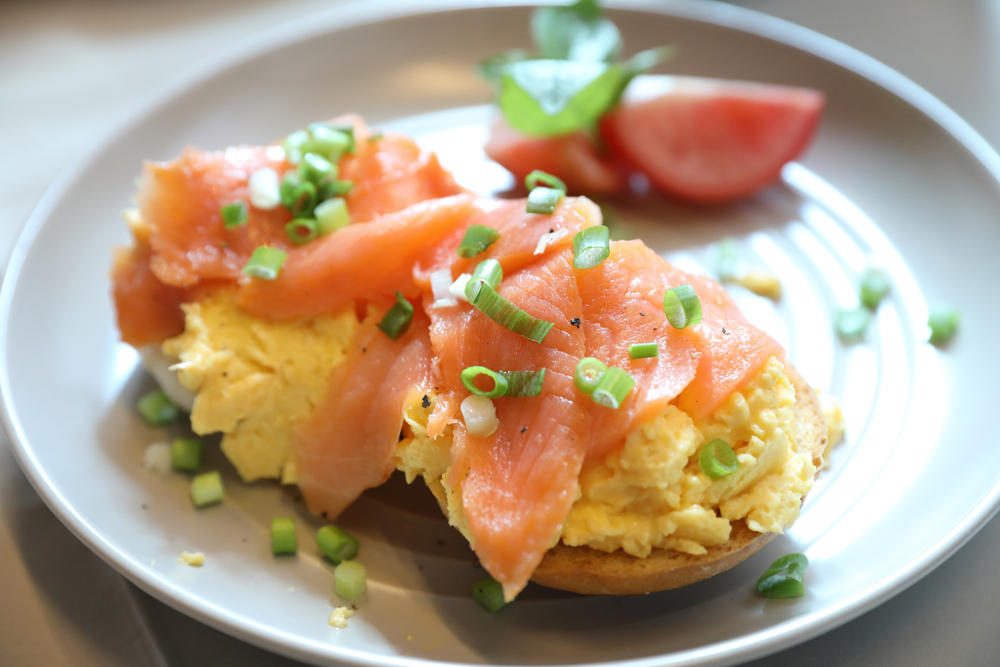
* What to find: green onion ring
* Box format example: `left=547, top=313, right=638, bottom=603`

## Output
left=524, top=170, right=567, bottom=194
left=472, top=577, right=509, bottom=612
left=526, top=186, right=563, bottom=215
left=860, top=269, right=890, bottom=310
left=242, top=245, right=287, bottom=280
left=334, top=561, right=368, bottom=600
left=591, top=366, right=635, bottom=409
left=465, top=259, right=503, bottom=302
left=501, top=369, right=546, bottom=397
left=699, top=439, right=738, bottom=478
left=835, top=307, right=869, bottom=342
left=628, top=342, right=659, bottom=359
left=572, top=226, right=610, bottom=269
left=757, top=553, right=809, bottom=599
left=574, top=357, right=607, bottom=395
left=928, top=305, right=960, bottom=345
left=457, top=225, right=501, bottom=259
left=285, top=218, right=319, bottom=244
left=663, top=284, right=703, bottom=329
left=271, top=517, right=297, bottom=555
left=377, top=292, right=414, bottom=340
left=220, top=201, right=248, bottom=228
left=461, top=366, right=509, bottom=398
left=469, top=283, right=554, bottom=343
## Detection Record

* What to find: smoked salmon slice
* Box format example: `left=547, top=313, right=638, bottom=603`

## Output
left=235, top=194, right=478, bottom=320
left=428, top=250, right=590, bottom=601
left=294, top=309, right=435, bottom=519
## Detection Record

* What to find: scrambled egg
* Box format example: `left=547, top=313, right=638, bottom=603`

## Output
left=328, top=606, right=355, bottom=628
left=395, top=356, right=817, bottom=557
left=160, top=291, right=829, bottom=558
left=162, top=291, right=356, bottom=483
left=178, top=551, right=205, bottom=567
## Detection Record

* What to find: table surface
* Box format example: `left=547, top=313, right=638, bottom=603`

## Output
left=3, top=0, right=999, bottom=665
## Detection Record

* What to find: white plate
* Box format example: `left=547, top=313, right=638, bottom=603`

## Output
left=4, top=1, right=1000, bottom=665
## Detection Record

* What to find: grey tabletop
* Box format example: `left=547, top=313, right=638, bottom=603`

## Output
left=2, top=0, right=998, bottom=665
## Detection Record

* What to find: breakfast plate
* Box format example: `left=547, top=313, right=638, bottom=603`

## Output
left=3, top=0, right=1000, bottom=665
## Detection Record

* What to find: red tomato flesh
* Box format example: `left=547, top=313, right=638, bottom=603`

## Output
left=484, top=119, right=625, bottom=195
left=600, top=75, right=824, bottom=203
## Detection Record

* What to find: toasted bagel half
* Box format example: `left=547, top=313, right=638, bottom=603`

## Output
left=530, top=363, right=827, bottom=595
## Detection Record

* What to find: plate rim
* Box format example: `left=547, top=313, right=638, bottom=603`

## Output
left=3, top=1, right=1000, bottom=666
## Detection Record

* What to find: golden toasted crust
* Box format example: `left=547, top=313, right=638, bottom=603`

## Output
left=530, top=363, right=826, bottom=595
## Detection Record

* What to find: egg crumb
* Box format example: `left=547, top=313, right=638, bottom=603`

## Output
left=178, top=551, right=205, bottom=567
left=735, top=270, right=782, bottom=300
left=328, top=607, right=355, bottom=628
left=821, top=393, right=846, bottom=457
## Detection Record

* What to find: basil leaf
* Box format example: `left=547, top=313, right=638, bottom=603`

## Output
left=499, top=59, right=625, bottom=137
left=531, top=2, right=622, bottom=63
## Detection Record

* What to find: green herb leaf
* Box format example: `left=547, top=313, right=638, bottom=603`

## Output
left=499, top=59, right=625, bottom=137
left=531, top=1, right=621, bottom=63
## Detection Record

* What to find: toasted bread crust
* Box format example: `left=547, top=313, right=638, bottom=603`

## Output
left=531, top=363, right=826, bottom=595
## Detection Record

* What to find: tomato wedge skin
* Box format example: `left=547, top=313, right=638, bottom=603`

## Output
left=600, top=75, right=825, bottom=203
left=484, top=119, right=626, bottom=195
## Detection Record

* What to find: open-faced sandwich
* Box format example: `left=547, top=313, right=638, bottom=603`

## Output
left=112, top=107, right=837, bottom=603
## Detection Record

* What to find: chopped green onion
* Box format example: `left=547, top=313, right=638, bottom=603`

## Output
left=591, top=366, right=634, bottom=409
left=757, top=553, right=808, bottom=599
left=285, top=218, right=319, bottom=245
left=321, top=179, right=354, bottom=198
left=317, top=524, right=360, bottom=564
left=303, top=125, right=353, bottom=162
left=525, top=170, right=567, bottom=194
left=461, top=366, right=509, bottom=398
left=315, top=197, right=350, bottom=235
left=334, top=561, right=367, bottom=600
left=716, top=238, right=739, bottom=281
left=457, top=225, right=501, bottom=258
left=281, top=130, right=310, bottom=165
left=835, top=307, right=869, bottom=341
left=928, top=305, right=960, bottom=345
left=220, top=201, right=248, bottom=228
left=137, top=389, right=181, bottom=426
left=526, top=186, right=564, bottom=214
left=574, top=357, right=607, bottom=395
left=190, top=471, right=224, bottom=508
left=279, top=171, right=302, bottom=208
left=699, top=439, right=738, bottom=479
left=171, top=437, right=202, bottom=472
left=288, top=180, right=317, bottom=217
left=378, top=291, right=414, bottom=340
left=242, top=246, right=287, bottom=280
left=298, top=152, right=335, bottom=184
left=271, top=518, right=297, bottom=555
left=472, top=576, right=508, bottom=612
left=663, top=284, right=703, bottom=329
left=628, top=342, right=659, bottom=359
left=469, top=283, right=554, bottom=343
left=501, top=369, right=546, bottom=397
left=572, top=226, right=610, bottom=269
left=464, top=259, right=504, bottom=302
left=860, top=270, right=890, bottom=310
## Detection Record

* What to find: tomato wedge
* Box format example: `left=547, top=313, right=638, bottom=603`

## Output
left=484, top=119, right=625, bottom=195
left=600, top=75, right=824, bottom=203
